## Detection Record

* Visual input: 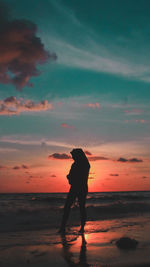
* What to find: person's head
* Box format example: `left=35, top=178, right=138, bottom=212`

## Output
left=70, top=148, right=87, bottom=162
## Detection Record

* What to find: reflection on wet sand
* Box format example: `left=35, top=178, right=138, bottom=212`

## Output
left=60, top=233, right=89, bottom=266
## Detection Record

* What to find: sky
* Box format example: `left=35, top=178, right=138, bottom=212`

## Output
left=0, top=0, right=150, bottom=192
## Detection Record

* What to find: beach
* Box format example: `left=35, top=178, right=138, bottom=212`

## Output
left=0, top=192, right=150, bottom=266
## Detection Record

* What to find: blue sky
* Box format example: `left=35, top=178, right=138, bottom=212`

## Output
left=0, top=0, right=150, bottom=192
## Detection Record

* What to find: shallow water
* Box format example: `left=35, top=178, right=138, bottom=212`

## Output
left=0, top=217, right=150, bottom=267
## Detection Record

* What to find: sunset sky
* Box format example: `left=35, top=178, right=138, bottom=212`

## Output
left=0, top=0, right=150, bottom=192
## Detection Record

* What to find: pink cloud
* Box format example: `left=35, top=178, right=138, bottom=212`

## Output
left=124, top=109, right=144, bottom=115
left=84, top=102, right=101, bottom=109
left=0, top=5, right=57, bottom=90
left=124, top=119, right=150, bottom=124
left=61, top=123, right=74, bottom=129
left=135, top=119, right=148, bottom=124
left=0, top=96, right=53, bottom=115
left=88, top=156, right=108, bottom=161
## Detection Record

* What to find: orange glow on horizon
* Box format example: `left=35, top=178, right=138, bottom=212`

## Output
left=0, top=157, right=150, bottom=193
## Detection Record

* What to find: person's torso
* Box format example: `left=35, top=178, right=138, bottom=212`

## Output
left=69, top=162, right=90, bottom=191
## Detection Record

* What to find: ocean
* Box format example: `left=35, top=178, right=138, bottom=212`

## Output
left=0, top=191, right=150, bottom=233
left=1, top=191, right=150, bottom=266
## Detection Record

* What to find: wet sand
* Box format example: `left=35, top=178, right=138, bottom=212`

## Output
left=0, top=216, right=150, bottom=267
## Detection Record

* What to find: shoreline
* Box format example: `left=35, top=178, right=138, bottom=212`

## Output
left=1, top=217, right=150, bottom=267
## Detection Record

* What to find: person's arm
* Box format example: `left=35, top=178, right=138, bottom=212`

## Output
left=66, top=163, right=75, bottom=184
left=66, top=174, right=71, bottom=184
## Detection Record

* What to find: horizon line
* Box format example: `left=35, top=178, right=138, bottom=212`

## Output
left=0, top=190, right=150, bottom=194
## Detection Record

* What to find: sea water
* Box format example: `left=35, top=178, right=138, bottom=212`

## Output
left=0, top=191, right=150, bottom=233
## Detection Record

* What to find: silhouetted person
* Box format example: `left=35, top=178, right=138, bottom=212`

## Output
left=59, top=148, right=90, bottom=233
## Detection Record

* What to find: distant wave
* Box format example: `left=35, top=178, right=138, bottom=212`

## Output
left=1, top=200, right=150, bottom=217
left=0, top=192, right=150, bottom=233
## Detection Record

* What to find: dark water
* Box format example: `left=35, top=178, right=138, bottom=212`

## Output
left=0, top=191, right=150, bottom=232
left=0, top=191, right=150, bottom=214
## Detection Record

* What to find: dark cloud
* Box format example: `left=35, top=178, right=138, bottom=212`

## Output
left=118, top=157, right=128, bottom=162
left=22, top=164, right=29, bottom=169
left=110, top=173, right=119, bottom=176
left=49, top=153, right=71, bottom=160
left=129, top=158, right=143, bottom=163
left=51, top=174, right=57, bottom=178
left=13, top=166, right=20, bottom=170
left=48, top=151, right=108, bottom=161
left=118, top=157, right=143, bottom=163
left=84, top=150, right=92, bottom=155
left=0, top=2, right=57, bottom=90
left=13, top=164, right=29, bottom=170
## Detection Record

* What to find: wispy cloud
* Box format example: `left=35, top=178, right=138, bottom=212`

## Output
left=135, top=119, right=150, bottom=124
left=83, top=102, right=101, bottom=109
left=124, top=119, right=150, bottom=124
left=46, top=36, right=150, bottom=83
left=0, top=147, right=18, bottom=152
left=124, top=109, right=144, bottom=115
left=90, top=140, right=150, bottom=158
left=0, top=96, right=53, bottom=115
left=0, top=135, right=73, bottom=148
left=44, top=0, right=150, bottom=84
left=51, top=0, right=81, bottom=28
left=61, top=123, right=74, bottom=129
left=88, top=156, right=108, bottom=161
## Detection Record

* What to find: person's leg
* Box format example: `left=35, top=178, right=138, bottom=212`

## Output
left=78, top=191, right=87, bottom=233
left=59, top=189, right=76, bottom=232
